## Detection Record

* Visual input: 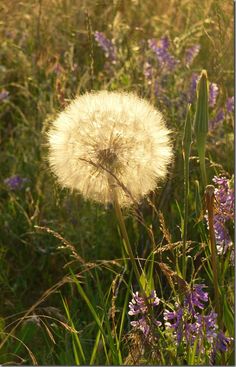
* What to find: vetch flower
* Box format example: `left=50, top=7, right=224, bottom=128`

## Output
left=211, top=176, right=234, bottom=255
left=4, top=175, right=28, bottom=190
left=184, top=284, right=208, bottom=314
left=209, top=83, right=219, bottom=107
left=209, top=109, right=225, bottom=129
left=47, top=91, right=172, bottom=206
left=226, top=96, right=234, bottom=114
left=148, top=37, right=179, bottom=71
left=94, top=31, right=116, bottom=62
left=184, top=44, right=200, bottom=67
left=128, top=290, right=161, bottom=337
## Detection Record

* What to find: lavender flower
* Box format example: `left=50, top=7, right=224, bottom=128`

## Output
left=184, top=284, right=208, bottom=314
left=4, top=175, right=28, bottom=190
left=184, top=44, right=200, bottom=67
left=226, top=96, right=234, bottom=114
left=164, top=306, right=184, bottom=344
left=211, top=176, right=234, bottom=255
left=209, top=83, right=219, bottom=107
left=128, top=290, right=161, bottom=337
left=94, top=31, right=116, bottom=62
left=0, top=89, right=9, bottom=101
left=188, top=73, right=199, bottom=103
left=209, top=109, right=225, bottom=129
left=164, top=284, right=232, bottom=360
left=148, top=36, right=179, bottom=71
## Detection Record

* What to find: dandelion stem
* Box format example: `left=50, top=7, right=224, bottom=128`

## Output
left=205, top=185, right=221, bottom=324
left=111, top=185, right=145, bottom=295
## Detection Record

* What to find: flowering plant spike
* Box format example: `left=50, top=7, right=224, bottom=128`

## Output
left=47, top=91, right=173, bottom=206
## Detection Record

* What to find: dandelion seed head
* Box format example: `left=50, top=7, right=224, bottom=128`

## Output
left=47, top=91, right=173, bottom=206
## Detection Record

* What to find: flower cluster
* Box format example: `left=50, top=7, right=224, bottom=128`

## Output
left=209, top=96, right=234, bottom=129
left=4, top=175, right=28, bottom=190
left=211, top=176, right=234, bottom=255
left=164, top=284, right=232, bottom=363
left=94, top=31, right=116, bottom=63
left=148, top=36, right=179, bottom=71
left=184, top=44, right=200, bottom=67
left=128, top=290, right=161, bottom=337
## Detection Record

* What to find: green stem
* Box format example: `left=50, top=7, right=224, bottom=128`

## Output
left=111, top=186, right=145, bottom=295
left=182, top=152, right=189, bottom=279
left=205, top=185, right=221, bottom=325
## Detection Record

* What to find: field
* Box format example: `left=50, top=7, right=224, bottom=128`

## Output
left=0, top=0, right=234, bottom=365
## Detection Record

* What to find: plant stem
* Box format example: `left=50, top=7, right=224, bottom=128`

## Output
left=111, top=185, right=145, bottom=295
left=205, top=185, right=221, bottom=324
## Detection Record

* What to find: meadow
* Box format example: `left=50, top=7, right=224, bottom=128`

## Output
left=0, top=0, right=234, bottom=365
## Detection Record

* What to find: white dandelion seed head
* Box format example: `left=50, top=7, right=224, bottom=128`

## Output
left=47, top=91, right=173, bottom=206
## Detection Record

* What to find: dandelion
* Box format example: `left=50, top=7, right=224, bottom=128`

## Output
left=47, top=91, right=172, bottom=207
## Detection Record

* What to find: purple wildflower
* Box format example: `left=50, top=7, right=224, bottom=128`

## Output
left=184, top=44, right=200, bottom=67
left=128, top=290, right=161, bottom=337
left=209, top=109, right=225, bottom=129
left=148, top=37, right=179, bottom=71
left=209, top=83, right=219, bottom=107
left=184, top=284, right=208, bottom=314
left=226, top=96, right=234, bottom=114
left=188, top=73, right=199, bottom=103
left=4, top=175, right=28, bottom=190
left=211, top=176, right=234, bottom=255
left=0, top=89, right=9, bottom=101
left=164, top=287, right=232, bottom=359
left=164, top=306, right=184, bottom=344
left=94, top=31, right=116, bottom=62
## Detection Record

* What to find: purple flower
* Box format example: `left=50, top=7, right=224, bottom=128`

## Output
left=184, top=284, right=208, bottom=314
left=188, top=73, right=199, bottom=103
left=0, top=89, right=9, bottom=101
left=209, top=109, right=225, bottom=129
left=215, top=331, right=232, bottom=352
left=211, top=176, right=234, bottom=255
left=4, top=175, right=28, bottom=190
left=128, top=290, right=161, bottom=337
left=184, top=44, right=200, bottom=67
left=94, top=31, right=116, bottom=62
left=226, top=96, right=234, bottom=114
left=209, top=83, right=219, bottom=107
left=148, top=36, right=179, bottom=71
left=164, top=306, right=184, bottom=344
left=164, top=295, right=232, bottom=358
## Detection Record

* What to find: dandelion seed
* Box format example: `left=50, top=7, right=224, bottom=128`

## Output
left=47, top=91, right=172, bottom=206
